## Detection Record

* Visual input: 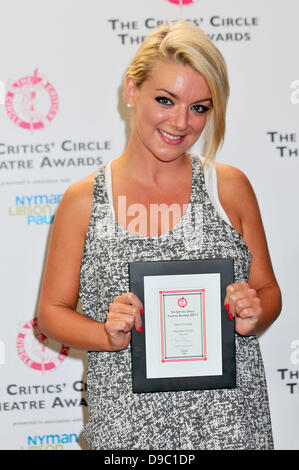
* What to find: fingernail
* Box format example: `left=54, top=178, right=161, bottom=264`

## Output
left=228, top=312, right=234, bottom=320
left=140, top=309, right=144, bottom=315
left=138, top=327, right=143, bottom=333
left=224, top=304, right=229, bottom=311
left=236, top=313, right=240, bottom=318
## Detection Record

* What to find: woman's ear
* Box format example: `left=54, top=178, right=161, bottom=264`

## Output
left=125, top=76, right=137, bottom=109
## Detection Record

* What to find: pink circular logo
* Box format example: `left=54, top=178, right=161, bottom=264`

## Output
left=16, top=318, right=69, bottom=372
left=5, top=68, right=59, bottom=132
left=167, top=0, right=196, bottom=5
left=178, top=297, right=188, bottom=308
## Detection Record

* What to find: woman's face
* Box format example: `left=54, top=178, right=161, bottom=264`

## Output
left=126, top=60, right=212, bottom=163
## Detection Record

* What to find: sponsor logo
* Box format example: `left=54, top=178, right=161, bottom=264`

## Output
left=16, top=318, right=69, bottom=372
left=21, top=433, right=78, bottom=450
left=8, top=193, right=62, bottom=225
left=5, top=69, right=58, bottom=132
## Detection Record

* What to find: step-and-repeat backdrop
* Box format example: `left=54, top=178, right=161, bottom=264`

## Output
left=0, top=0, right=298, bottom=450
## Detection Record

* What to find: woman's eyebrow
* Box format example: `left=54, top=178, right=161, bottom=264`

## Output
left=155, top=88, right=212, bottom=104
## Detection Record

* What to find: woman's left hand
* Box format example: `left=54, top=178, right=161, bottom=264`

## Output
left=224, top=282, right=263, bottom=336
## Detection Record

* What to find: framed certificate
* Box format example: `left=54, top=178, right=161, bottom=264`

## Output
left=129, top=258, right=235, bottom=393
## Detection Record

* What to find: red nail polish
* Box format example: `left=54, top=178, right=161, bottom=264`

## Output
left=228, top=312, right=234, bottom=320
left=138, top=327, right=143, bottom=333
left=236, top=313, right=240, bottom=318
left=140, top=309, right=144, bottom=315
left=225, top=304, right=229, bottom=311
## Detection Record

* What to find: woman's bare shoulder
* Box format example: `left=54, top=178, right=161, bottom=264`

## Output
left=54, top=171, right=98, bottom=235
left=214, top=162, right=255, bottom=202
left=213, top=162, right=259, bottom=235
left=63, top=170, right=97, bottom=200
left=214, top=161, right=249, bottom=184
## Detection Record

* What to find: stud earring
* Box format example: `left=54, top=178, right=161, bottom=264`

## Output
left=127, top=103, right=132, bottom=108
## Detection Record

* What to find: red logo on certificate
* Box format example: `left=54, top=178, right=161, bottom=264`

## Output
left=178, top=296, right=187, bottom=308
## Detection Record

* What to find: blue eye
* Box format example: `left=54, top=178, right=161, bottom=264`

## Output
left=155, top=97, right=173, bottom=106
left=191, top=104, right=210, bottom=114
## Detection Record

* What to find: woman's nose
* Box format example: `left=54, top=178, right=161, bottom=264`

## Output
left=169, top=106, right=188, bottom=131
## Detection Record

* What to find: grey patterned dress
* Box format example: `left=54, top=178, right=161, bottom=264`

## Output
left=79, top=154, right=274, bottom=450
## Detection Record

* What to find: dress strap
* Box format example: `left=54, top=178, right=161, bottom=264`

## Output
left=198, top=156, right=232, bottom=226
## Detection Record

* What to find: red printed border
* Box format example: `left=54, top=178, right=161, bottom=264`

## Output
left=159, top=289, right=207, bottom=363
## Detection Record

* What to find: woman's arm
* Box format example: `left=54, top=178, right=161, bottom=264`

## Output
left=216, top=163, right=282, bottom=336
left=38, top=174, right=142, bottom=351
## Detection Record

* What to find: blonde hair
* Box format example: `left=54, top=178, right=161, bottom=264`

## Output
left=125, top=20, right=229, bottom=163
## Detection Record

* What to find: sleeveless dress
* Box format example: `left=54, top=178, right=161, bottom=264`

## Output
left=79, top=154, right=274, bottom=450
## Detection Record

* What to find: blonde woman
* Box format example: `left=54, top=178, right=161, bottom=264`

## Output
left=38, top=21, right=281, bottom=450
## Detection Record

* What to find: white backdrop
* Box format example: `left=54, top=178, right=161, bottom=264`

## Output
left=0, top=0, right=298, bottom=450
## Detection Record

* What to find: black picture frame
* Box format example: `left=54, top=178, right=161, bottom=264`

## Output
left=129, top=258, right=235, bottom=393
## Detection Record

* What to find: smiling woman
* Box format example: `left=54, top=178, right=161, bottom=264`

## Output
left=124, top=61, right=211, bottom=165
left=38, top=20, right=281, bottom=450
left=125, top=21, right=229, bottom=163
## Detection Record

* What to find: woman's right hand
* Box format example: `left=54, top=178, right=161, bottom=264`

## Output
left=105, top=292, right=144, bottom=351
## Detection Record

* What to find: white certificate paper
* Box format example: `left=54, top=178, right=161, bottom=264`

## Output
left=144, top=273, right=222, bottom=379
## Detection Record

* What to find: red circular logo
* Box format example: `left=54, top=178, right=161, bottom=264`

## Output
left=16, top=318, right=69, bottom=372
left=178, top=297, right=188, bottom=308
left=5, top=68, right=59, bottom=132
